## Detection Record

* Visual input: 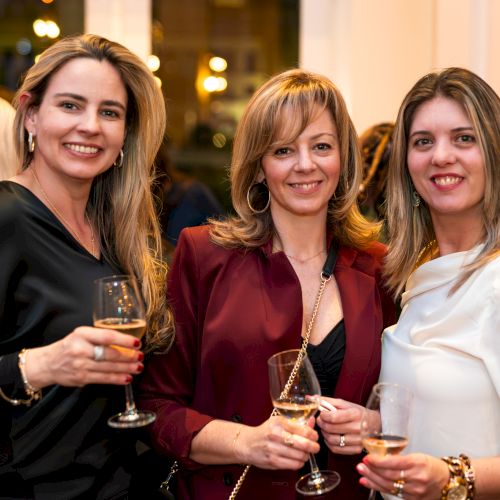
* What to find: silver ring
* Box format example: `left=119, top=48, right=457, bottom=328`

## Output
left=392, top=479, right=404, bottom=498
left=339, top=433, right=346, bottom=447
left=283, top=432, right=295, bottom=447
left=93, top=345, right=105, bottom=361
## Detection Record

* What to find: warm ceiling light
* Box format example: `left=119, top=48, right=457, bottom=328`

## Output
left=147, top=55, right=160, bottom=72
left=209, top=56, right=227, bottom=72
left=203, top=76, right=219, bottom=93
left=33, top=19, right=47, bottom=37
left=45, top=20, right=60, bottom=39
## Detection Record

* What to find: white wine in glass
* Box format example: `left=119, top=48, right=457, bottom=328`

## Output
left=268, top=349, right=341, bottom=496
left=93, top=275, right=155, bottom=429
left=360, top=382, right=413, bottom=499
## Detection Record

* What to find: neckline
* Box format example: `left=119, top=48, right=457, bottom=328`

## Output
left=3, top=180, right=101, bottom=261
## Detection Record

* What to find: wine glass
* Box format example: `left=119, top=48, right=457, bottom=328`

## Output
left=360, top=382, right=413, bottom=500
left=268, top=349, right=341, bottom=496
left=93, top=275, right=156, bottom=428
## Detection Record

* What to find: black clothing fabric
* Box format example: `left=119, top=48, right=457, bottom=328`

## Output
left=159, top=180, right=223, bottom=246
left=0, top=181, right=135, bottom=499
left=307, top=319, right=346, bottom=470
left=307, top=320, right=346, bottom=397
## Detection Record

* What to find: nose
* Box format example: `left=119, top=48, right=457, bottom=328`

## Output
left=431, top=140, right=456, bottom=167
left=78, top=110, right=101, bottom=135
left=295, top=147, right=316, bottom=172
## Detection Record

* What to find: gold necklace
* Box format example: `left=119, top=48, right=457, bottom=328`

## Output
left=273, top=245, right=325, bottom=264
left=31, top=168, right=97, bottom=258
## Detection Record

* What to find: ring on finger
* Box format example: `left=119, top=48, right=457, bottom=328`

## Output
left=339, top=433, right=346, bottom=448
left=391, top=479, right=405, bottom=498
left=93, top=345, right=105, bottom=362
left=283, top=432, right=295, bottom=447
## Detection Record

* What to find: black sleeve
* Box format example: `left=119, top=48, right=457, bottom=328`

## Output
left=0, top=192, right=24, bottom=393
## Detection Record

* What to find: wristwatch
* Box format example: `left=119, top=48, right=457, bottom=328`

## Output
left=441, top=456, right=467, bottom=500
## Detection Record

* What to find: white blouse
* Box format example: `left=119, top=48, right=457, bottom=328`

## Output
left=380, top=246, right=500, bottom=458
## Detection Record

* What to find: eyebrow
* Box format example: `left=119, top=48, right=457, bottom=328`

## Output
left=310, top=132, right=337, bottom=140
left=53, top=92, right=127, bottom=112
left=409, top=126, right=474, bottom=139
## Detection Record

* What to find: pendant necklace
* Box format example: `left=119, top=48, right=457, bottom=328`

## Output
left=31, top=167, right=97, bottom=258
left=273, top=245, right=326, bottom=264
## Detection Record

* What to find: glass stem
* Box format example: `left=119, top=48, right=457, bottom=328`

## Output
left=308, top=452, right=321, bottom=478
left=124, top=384, right=138, bottom=414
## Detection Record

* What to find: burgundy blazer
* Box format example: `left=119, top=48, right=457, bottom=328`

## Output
left=138, top=226, right=395, bottom=500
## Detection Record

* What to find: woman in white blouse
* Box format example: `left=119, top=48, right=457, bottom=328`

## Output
left=357, top=67, right=500, bottom=499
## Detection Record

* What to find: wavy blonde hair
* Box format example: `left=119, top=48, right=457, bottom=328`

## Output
left=385, top=67, right=500, bottom=297
left=210, top=68, right=379, bottom=248
left=12, top=34, right=174, bottom=352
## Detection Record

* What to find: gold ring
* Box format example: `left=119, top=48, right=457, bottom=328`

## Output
left=339, top=433, right=346, bottom=447
left=283, top=433, right=295, bottom=447
left=392, top=479, right=405, bottom=498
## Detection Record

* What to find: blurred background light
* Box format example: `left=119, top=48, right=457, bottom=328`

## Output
left=16, top=38, right=32, bottom=56
left=147, top=54, right=160, bottom=72
left=208, top=56, right=227, bottom=72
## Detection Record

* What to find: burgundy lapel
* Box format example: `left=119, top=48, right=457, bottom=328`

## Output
left=333, top=246, right=382, bottom=404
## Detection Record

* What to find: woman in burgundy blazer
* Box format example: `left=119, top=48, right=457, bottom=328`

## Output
left=139, top=69, right=395, bottom=500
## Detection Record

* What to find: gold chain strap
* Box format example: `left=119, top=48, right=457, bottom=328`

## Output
left=228, top=272, right=332, bottom=500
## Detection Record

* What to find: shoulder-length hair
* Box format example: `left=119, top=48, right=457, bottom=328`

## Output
left=210, top=68, right=379, bottom=249
left=12, top=34, right=173, bottom=351
left=385, top=67, right=500, bottom=297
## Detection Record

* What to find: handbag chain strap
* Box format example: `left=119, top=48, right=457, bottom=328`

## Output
left=229, top=243, right=337, bottom=499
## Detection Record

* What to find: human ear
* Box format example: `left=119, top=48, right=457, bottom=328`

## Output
left=20, top=93, right=37, bottom=134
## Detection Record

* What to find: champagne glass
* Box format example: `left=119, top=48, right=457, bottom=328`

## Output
left=268, top=349, right=341, bottom=496
left=93, top=275, right=156, bottom=428
left=360, top=382, right=413, bottom=500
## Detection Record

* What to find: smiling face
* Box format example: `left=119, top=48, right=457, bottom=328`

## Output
left=261, top=106, right=341, bottom=225
left=407, top=96, right=485, bottom=227
left=25, top=57, right=128, bottom=182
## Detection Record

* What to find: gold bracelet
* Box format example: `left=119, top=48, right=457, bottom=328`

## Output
left=459, top=454, right=476, bottom=499
left=18, top=349, right=42, bottom=405
left=232, top=427, right=243, bottom=463
left=0, top=350, right=42, bottom=406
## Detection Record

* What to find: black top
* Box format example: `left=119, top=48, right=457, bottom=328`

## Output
left=307, top=319, right=346, bottom=469
left=307, top=319, right=346, bottom=397
left=0, top=181, right=135, bottom=499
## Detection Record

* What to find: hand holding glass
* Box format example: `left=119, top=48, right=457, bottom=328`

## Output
left=268, top=349, right=340, bottom=496
left=360, top=382, right=413, bottom=499
left=93, top=275, right=155, bottom=428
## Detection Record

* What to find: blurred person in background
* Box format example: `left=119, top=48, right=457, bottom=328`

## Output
left=153, top=141, right=224, bottom=260
left=358, top=122, right=394, bottom=240
left=0, top=96, right=17, bottom=179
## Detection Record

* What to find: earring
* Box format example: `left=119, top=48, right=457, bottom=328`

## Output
left=114, top=149, right=124, bottom=168
left=28, top=132, right=35, bottom=153
left=412, top=190, right=421, bottom=208
left=247, top=180, right=270, bottom=214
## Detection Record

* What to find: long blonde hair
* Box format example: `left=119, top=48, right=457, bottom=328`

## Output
left=385, top=67, right=500, bottom=297
left=210, top=69, right=379, bottom=249
left=12, top=34, right=174, bottom=351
